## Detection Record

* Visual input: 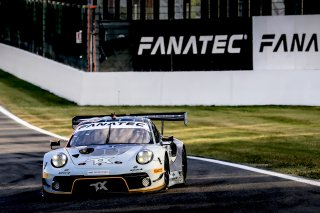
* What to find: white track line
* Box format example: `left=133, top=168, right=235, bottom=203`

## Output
left=1, top=106, right=319, bottom=187
left=0, top=106, right=68, bottom=140
left=188, top=156, right=320, bottom=187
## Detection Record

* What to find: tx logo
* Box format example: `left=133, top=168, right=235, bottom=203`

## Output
left=90, top=181, right=108, bottom=192
left=87, top=157, right=113, bottom=165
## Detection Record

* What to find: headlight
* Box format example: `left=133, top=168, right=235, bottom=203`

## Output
left=51, top=153, right=68, bottom=168
left=136, top=150, right=153, bottom=164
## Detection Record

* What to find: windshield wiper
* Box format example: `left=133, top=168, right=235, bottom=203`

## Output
left=105, top=123, right=112, bottom=144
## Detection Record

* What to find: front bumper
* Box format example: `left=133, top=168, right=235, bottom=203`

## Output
left=42, top=172, right=165, bottom=194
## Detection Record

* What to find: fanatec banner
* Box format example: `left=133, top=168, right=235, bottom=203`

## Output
left=253, top=15, right=320, bottom=70
left=132, top=19, right=252, bottom=71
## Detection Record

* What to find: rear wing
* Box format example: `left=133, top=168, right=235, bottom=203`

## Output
left=72, top=112, right=188, bottom=134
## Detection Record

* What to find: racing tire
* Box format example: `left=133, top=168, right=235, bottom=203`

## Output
left=181, top=146, right=188, bottom=185
left=163, top=154, right=170, bottom=189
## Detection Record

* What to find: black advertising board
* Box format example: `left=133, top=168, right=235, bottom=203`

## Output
left=132, top=19, right=252, bottom=71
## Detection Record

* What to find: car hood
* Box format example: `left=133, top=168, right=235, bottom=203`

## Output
left=65, top=144, right=145, bottom=168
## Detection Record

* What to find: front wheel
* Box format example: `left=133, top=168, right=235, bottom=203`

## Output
left=163, top=154, right=170, bottom=189
left=181, top=146, right=188, bottom=185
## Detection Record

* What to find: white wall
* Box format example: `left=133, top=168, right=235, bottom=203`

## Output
left=1, top=43, right=320, bottom=106
left=0, top=43, right=84, bottom=103
left=253, top=15, right=320, bottom=70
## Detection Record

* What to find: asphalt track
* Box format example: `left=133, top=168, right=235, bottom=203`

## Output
left=0, top=109, right=320, bottom=212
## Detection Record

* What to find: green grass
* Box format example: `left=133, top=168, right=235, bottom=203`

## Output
left=1, top=69, right=320, bottom=179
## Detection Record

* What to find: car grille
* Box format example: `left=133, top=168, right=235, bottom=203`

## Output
left=73, top=178, right=128, bottom=193
left=51, top=173, right=150, bottom=193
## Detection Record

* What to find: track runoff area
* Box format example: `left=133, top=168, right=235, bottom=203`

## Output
left=1, top=106, right=320, bottom=188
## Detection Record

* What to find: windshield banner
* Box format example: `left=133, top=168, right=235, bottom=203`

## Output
left=76, top=122, right=150, bottom=132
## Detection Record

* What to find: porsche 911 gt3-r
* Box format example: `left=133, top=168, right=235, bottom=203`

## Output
left=42, top=112, right=187, bottom=198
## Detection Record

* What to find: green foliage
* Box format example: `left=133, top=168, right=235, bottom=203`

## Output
left=0, top=70, right=75, bottom=106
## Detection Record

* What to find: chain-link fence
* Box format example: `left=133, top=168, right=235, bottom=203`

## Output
left=0, top=0, right=88, bottom=71
left=1, top=0, right=319, bottom=72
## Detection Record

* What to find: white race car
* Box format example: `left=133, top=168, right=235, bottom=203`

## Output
left=42, top=112, right=187, bottom=198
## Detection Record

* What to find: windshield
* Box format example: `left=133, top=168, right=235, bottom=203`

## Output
left=69, top=127, right=152, bottom=146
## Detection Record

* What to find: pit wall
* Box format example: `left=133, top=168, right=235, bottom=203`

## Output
left=1, top=15, right=320, bottom=106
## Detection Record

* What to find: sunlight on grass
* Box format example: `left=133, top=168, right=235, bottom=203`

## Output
left=1, top=69, right=320, bottom=179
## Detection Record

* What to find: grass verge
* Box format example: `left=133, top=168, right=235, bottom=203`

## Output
left=1, top=69, right=320, bottom=179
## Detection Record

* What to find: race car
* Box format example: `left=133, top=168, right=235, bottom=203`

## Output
left=42, top=112, right=187, bottom=198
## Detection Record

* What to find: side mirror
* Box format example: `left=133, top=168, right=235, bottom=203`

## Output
left=161, top=136, right=174, bottom=146
left=162, top=136, right=174, bottom=142
left=161, top=136, right=177, bottom=157
left=50, top=140, right=61, bottom=150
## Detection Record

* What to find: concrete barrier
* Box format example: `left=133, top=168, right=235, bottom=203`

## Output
left=1, top=43, right=320, bottom=106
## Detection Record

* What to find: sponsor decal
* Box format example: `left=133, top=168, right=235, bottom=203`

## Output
left=58, top=171, right=70, bottom=175
left=76, top=122, right=149, bottom=132
left=138, top=34, right=247, bottom=56
left=87, top=170, right=110, bottom=175
left=133, top=19, right=252, bottom=71
left=130, top=165, right=143, bottom=172
left=43, top=162, right=48, bottom=170
left=58, top=169, right=71, bottom=175
left=90, top=181, right=108, bottom=191
left=130, top=168, right=143, bottom=172
left=170, top=171, right=183, bottom=182
left=87, top=157, right=113, bottom=166
left=153, top=168, right=163, bottom=174
left=42, top=172, right=49, bottom=179
left=259, top=33, right=319, bottom=52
